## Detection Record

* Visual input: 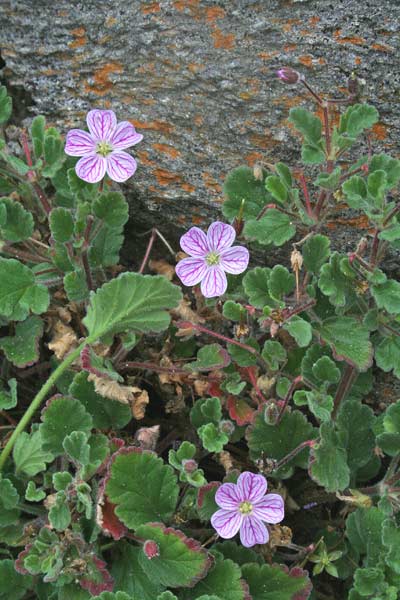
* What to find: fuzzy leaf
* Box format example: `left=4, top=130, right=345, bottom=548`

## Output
left=289, top=107, right=322, bottom=144
left=105, top=448, right=179, bottom=529
left=375, top=334, right=400, bottom=379
left=317, top=317, right=373, bottom=371
left=179, top=556, right=245, bottom=600
left=244, top=209, right=296, bottom=247
left=247, top=409, right=316, bottom=478
left=49, top=207, right=74, bottom=243
left=0, top=476, right=20, bottom=527
left=293, top=390, right=333, bottom=422
left=353, top=567, right=386, bottom=597
left=339, top=104, right=379, bottom=138
left=243, top=267, right=272, bottom=308
left=265, top=176, right=288, bottom=204
left=311, top=355, right=341, bottom=384
left=187, top=344, right=230, bottom=372
left=0, top=315, right=43, bottom=367
left=25, top=481, right=46, bottom=502
left=39, top=396, right=93, bottom=456
left=111, top=543, right=164, bottom=599
left=89, top=226, right=124, bottom=267
left=369, top=154, right=400, bottom=188
left=301, top=144, right=325, bottom=165
left=222, top=301, right=245, bottom=321
left=346, top=507, right=385, bottom=566
left=0, top=378, right=17, bottom=410
left=48, top=491, right=71, bottom=531
left=261, top=340, right=287, bottom=371
left=314, top=167, right=341, bottom=190
left=83, top=273, right=181, bottom=342
left=283, top=316, right=312, bottom=348
left=214, top=541, right=263, bottom=566
left=336, top=400, right=376, bottom=472
left=136, top=522, right=212, bottom=588
left=242, top=563, right=312, bottom=600
left=318, top=253, right=356, bottom=307
left=198, top=423, right=229, bottom=453
left=302, top=235, right=330, bottom=274
left=310, top=423, right=350, bottom=492
left=196, top=483, right=219, bottom=522
left=13, top=430, right=53, bottom=476
left=222, top=166, right=270, bottom=220
left=0, top=197, right=34, bottom=242
left=30, top=115, right=45, bottom=158
left=371, top=280, right=400, bottom=314
left=268, top=265, right=295, bottom=300
left=0, top=258, right=49, bottom=321
left=377, top=400, right=400, bottom=456
left=0, top=87, right=12, bottom=124
left=63, top=430, right=91, bottom=465
left=69, top=372, right=131, bottom=430
left=0, top=559, right=32, bottom=600
left=92, top=192, right=129, bottom=228
left=63, top=269, right=90, bottom=302
left=382, top=519, right=400, bottom=574
left=190, top=398, right=222, bottom=427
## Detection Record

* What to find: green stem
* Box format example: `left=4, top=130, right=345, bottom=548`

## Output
left=0, top=340, right=88, bottom=471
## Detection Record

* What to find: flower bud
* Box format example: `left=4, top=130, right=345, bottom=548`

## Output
left=264, top=402, right=279, bottom=425
left=290, top=248, right=303, bottom=272
left=276, top=67, right=302, bottom=85
left=219, top=420, right=235, bottom=436
left=143, top=540, right=160, bottom=559
left=182, top=458, right=198, bottom=473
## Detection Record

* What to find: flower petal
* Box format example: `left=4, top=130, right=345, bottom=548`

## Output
left=175, top=257, right=208, bottom=287
left=215, top=483, right=241, bottom=510
left=253, top=493, right=285, bottom=524
left=236, top=472, right=267, bottom=503
left=240, top=516, right=269, bottom=548
left=211, top=509, right=242, bottom=539
left=180, top=227, right=209, bottom=257
left=200, top=266, right=227, bottom=298
left=65, top=129, right=95, bottom=156
left=220, top=246, right=250, bottom=274
left=76, top=154, right=107, bottom=183
left=106, top=151, right=137, bottom=182
left=207, top=221, right=236, bottom=252
left=87, top=109, right=117, bottom=141
left=110, top=121, right=143, bottom=149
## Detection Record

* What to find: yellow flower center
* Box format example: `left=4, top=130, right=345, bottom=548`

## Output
left=96, top=141, right=113, bottom=157
left=239, top=501, right=253, bottom=515
left=205, top=251, right=220, bottom=266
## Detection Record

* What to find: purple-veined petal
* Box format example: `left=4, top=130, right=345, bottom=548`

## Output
left=240, top=516, right=269, bottom=548
left=65, top=129, right=96, bottom=156
left=220, top=246, right=250, bottom=274
left=200, top=266, right=227, bottom=298
left=110, top=121, right=143, bottom=149
left=253, top=493, right=284, bottom=524
left=175, top=257, right=208, bottom=287
left=236, top=472, right=267, bottom=503
left=106, top=151, right=137, bottom=182
left=87, top=109, right=117, bottom=141
left=211, top=508, right=242, bottom=539
left=75, top=153, right=107, bottom=183
left=207, top=221, right=236, bottom=252
left=215, top=483, right=241, bottom=510
left=180, top=227, right=209, bottom=257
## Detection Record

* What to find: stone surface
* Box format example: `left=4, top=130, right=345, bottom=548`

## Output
left=1, top=0, right=400, bottom=247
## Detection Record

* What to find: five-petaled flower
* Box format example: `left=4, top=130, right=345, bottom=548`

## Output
left=211, top=471, right=284, bottom=548
left=175, top=221, right=249, bottom=298
left=65, top=109, right=143, bottom=183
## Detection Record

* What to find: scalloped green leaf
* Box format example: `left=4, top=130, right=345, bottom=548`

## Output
left=382, top=519, right=400, bottom=574
left=0, top=87, right=12, bottom=124
left=30, top=115, right=45, bottom=159
left=0, top=258, right=49, bottom=321
left=222, top=166, right=270, bottom=220
left=0, top=197, right=34, bottom=242
left=310, top=423, right=350, bottom=492
left=39, top=396, right=93, bottom=456
left=346, top=507, right=385, bottom=566
left=369, top=154, right=400, bottom=188
left=336, top=399, right=376, bottom=472
left=371, top=280, right=400, bottom=314
left=289, top=107, right=322, bottom=144
left=136, top=522, right=212, bottom=588
left=283, top=316, right=312, bottom=348
left=377, top=400, right=400, bottom=456
left=179, top=556, right=245, bottom=600
left=317, top=316, right=373, bottom=371
left=242, top=563, right=312, bottom=600
left=0, top=315, right=43, bottom=367
left=268, top=265, right=295, bottom=300
left=339, top=104, right=379, bottom=138
left=198, top=423, right=229, bottom=453
left=13, top=430, right=53, bottom=476
left=186, top=344, right=230, bottom=372
left=0, top=559, right=32, bottom=600
left=0, top=475, right=20, bottom=527
left=247, top=409, right=316, bottom=478
left=0, top=378, right=17, bottom=410
left=375, top=334, right=400, bottom=379
left=111, top=543, right=164, bottom=599
left=92, top=192, right=129, bottom=228
left=105, top=448, right=179, bottom=529
left=63, top=269, right=90, bottom=302
left=49, top=207, right=74, bottom=243
left=89, top=226, right=124, bottom=267
left=214, top=540, right=263, bottom=566
left=243, top=267, right=272, bottom=308
left=244, top=210, right=296, bottom=247
left=83, top=273, right=182, bottom=342
left=302, top=234, right=331, bottom=274
left=318, top=253, right=356, bottom=307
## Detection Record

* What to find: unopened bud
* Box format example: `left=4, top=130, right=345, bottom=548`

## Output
left=264, top=402, right=279, bottom=425
left=143, top=540, right=160, bottom=559
left=219, top=420, right=235, bottom=436
left=235, top=323, right=250, bottom=338
left=182, top=458, right=198, bottom=473
left=291, top=249, right=303, bottom=272
left=347, top=73, right=359, bottom=97
left=253, top=163, right=264, bottom=181
left=276, top=67, right=302, bottom=85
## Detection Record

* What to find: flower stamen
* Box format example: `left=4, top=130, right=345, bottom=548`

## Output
left=205, top=251, right=220, bottom=266
left=239, top=500, right=253, bottom=515
left=96, top=141, right=113, bottom=157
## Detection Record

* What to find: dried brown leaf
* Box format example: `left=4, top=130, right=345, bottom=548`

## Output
left=134, top=425, right=160, bottom=450
left=172, top=297, right=205, bottom=325
left=48, top=321, right=78, bottom=360
left=149, top=259, right=175, bottom=281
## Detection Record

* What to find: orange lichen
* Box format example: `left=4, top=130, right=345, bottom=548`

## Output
left=258, top=51, right=279, bottom=60
left=244, top=151, right=263, bottom=165
left=372, top=123, right=388, bottom=141
left=205, top=7, right=225, bottom=21
left=84, top=62, right=124, bottom=96
left=212, top=27, right=235, bottom=49
left=192, top=215, right=205, bottom=224
left=69, top=27, right=87, bottom=49
left=334, top=30, right=366, bottom=45
left=371, top=42, right=393, bottom=53
left=326, top=215, right=371, bottom=230
left=135, top=151, right=156, bottom=167
left=202, top=172, right=222, bottom=193
left=141, top=2, right=161, bottom=13
left=298, top=55, right=314, bottom=68
left=282, top=18, right=300, bottom=32
left=152, top=143, right=181, bottom=159
left=309, top=16, right=320, bottom=26
left=194, top=115, right=204, bottom=126
left=354, top=57, right=362, bottom=65
left=284, top=44, right=297, bottom=52
left=187, top=63, right=204, bottom=73
left=182, top=182, right=196, bottom=193
left=154, top=169, right=183, bottom=186
left=130, top=120, right=175, bottom=135
left=173, top=0, right=199, bottom=12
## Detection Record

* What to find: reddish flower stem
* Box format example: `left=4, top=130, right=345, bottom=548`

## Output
left=382, top=202, right=400, bottom=227
left=332, top=364, right=358, bottom=419
left=245, top=367, right=268, bottom=405
left=20, top=131, right=51, bottom=215
left=301, top=80, right=323, bottom=105
left=277, top=375, right=303, bottom=424
left=139, top=228, right=157, bottom=274
left=273, top=439, right=316, bottom=472
left=297, top=172, right=314, bottom=218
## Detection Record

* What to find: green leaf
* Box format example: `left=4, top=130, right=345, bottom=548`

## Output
left=63, top=430, right=90, bottom=465
left=214, top=541, right=263, bottom=566
left=377, top=400, right=400, bottom=456
left=346, top=507, right=385, bottom=566
left=311, top=356, right=341, bottom=384
left=198, top=423, right=229, bottom=453
left=48, top=491, right=71, bottom=531
left=367, top=170, right=387, bottom=207
left=382, top=519, right=400, bottom=574
left=0, top=152, right=30, bottom=175
left=0, top=315, right=43, bottom=367
left=303, top=235, right=330, bottom=274
left=244, top=209, right=296, bottom=247
left=243, top=267, right=272, bottom=308
left=63, top=269, right=90, bottom=302
left=247, top=409, right=316, bottom=478
left=222, top=166, right=270, bottom=220
left=261, top=340, right=287, bottom=371
left=379, top=223, right=400, bottom=242
left=39, top=396, right=93, bottom=456
left=242, top=563, right=312, bottom=600
left=49, top=207, right=74, bottom=243
left=0, top=559, right=32, bottom=600
left=228, top=338, right=259, bottom=367
left=69, top=372, right=131, bottom=430
left=187, top=344, right=230, bottom=372
left=375, top=334, right=400, bottom=380
left=13, top=430, right=53, bottom=476
left=371, top=280, right=400, bottom=314
left=268, top=265, right=295, bottom=300
left=190, top=398, right=222, bottom=428
left=83, top=273, right=181, bottom=342
left=310, top=422, right=350, bottom=492
left=0, top=258, right=49, bottom=321
left=0, top=197, right=34, bottom=242
left=265, top=176, right=287, bottom=204
left=136, top=522, right=211, bottom=588
left=293, top=390, right=333, bottom=422
left=318, top=253, right=356, bottom=307
left=0, top=475, right=20, bottom=527
left=53, top=471, right=73, bottom=491
left=301, top=144, right=325, bottom=165
left=353, top=567, right=387, bottom=597
left=339, top=104, right=379, bottom=138
left=0, top=378, right=17, bottom=410
left=25, top=480, right=46, bottom=502
left=369, top=154, right=400, bottom=188
left=222, top=301, right=245, bottom=321
left=30, top=115, right=46, bottom=159
left=89, top=226, right=124, bottom=267
left=42, top=131, right=64, bottom=177
left=289, top=107, right=322, bottom=144
left=317, top=316, right=373, bottom=371
left=105, top=448, right=179, bottom=529
left=314, top=167, right=341, bottom=190
left=92, top=192, right=129, bottom=228
left=275, top=162, right=292, bottom=188
left=180, top=556, right=245, bottom=600
left=111, top=543, right=164, bottom=599
left=283, top=316, right=312, bottom=348
left=336, top=400, right=376, bottom=472
left=0, top=87, right=12, bottom=124
left=342, top=176, right=368, bottom=209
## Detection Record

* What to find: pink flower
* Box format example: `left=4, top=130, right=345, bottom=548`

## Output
left=175, top=221, right=249, bottom=298
left=211, top=471, right=284, bottom=548
left=65, top=109, right=143, bottom=183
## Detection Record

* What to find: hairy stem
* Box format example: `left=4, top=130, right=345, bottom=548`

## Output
left=332, top=364, right=358, bottom=418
